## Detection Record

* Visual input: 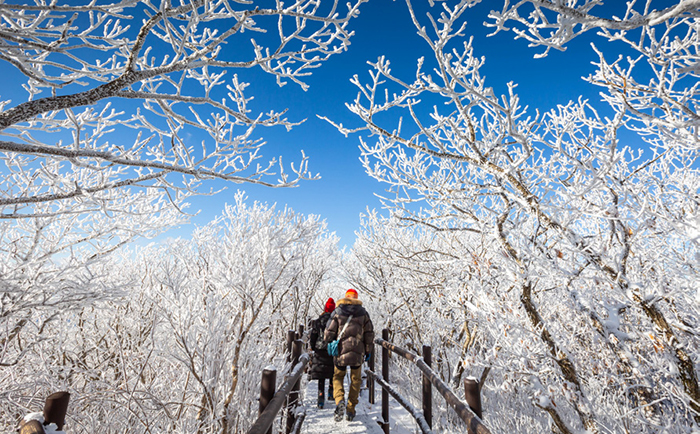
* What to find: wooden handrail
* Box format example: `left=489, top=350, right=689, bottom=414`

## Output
left=366, top=368, right=434, bottom=434
left=289, top=408, right=306, bottom=434
left=375, top=337, right=492, bottom=434
left=247, top=353, right=310, bottom=434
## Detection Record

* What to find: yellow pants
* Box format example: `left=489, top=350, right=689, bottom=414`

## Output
left=333, top=365, right=362, bottom=412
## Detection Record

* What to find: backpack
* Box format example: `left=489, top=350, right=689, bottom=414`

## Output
left=314, top=333, right=327, bottom=351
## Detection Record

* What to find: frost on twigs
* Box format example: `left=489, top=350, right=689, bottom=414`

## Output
left=0, top=0, right=368, bottom=224
left=339, top=0, right=700, bottom=433
left=1, top=193, right=340, bottom=433
left=487, top=1, right=700, bottom=151
left=0, top=1, right=364, bottom=431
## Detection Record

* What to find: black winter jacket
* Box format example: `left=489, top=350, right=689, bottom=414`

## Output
left=308, top=312, right=334, bottom=379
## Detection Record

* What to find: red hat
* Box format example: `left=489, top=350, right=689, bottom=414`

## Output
left=345, top=288, right=358, bottom=299
left=324, top=298, right=336, bottom=313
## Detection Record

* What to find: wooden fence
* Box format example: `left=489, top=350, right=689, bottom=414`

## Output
left=14, top=324, right=491, bottom=434
left=247, top=325, right=308, bottom=434
left=249, top=324, right=492, bottom=434
left=366, top=328, right=491, bottom=434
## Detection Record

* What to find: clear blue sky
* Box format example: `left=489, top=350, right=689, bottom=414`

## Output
left=183, top=0, right=614, bottom=247
left=0, top=0, right=655, bottom=248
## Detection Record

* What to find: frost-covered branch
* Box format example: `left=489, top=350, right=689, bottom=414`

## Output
left=338, top=0, right=700, bottom=432
left=0, top=0, right=367, bottom=225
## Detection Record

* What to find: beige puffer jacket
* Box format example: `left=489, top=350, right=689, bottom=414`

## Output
left=324, top=298, right=374, bottom=367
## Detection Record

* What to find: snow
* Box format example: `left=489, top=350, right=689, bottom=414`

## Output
left=23, top=413, right=44, bottom=423
left=300, top=373, right=419, bottom=434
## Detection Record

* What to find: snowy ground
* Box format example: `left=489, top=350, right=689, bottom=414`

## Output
left=300, top=371, right=418, bottom=434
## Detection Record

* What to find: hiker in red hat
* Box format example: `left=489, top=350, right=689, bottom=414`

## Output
left=308, top=297, right=336, bottom=408
left=323, top=288, right=374, bottom=422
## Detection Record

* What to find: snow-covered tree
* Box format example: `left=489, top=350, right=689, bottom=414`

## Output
left=0, top=196, right=185, bottom=366
left=336, top=1, right=700, bottom=432
left=348, top=212, right=546, bottom=433
left=1, top=1, right=361, bottom=428
left=1, top=193, right=340, bottom=433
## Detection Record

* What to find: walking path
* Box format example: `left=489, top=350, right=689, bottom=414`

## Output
left=300, top=371, right=416, bottom=434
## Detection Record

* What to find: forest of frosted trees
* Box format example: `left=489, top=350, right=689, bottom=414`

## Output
left=1, top=1, right=699, bottom=433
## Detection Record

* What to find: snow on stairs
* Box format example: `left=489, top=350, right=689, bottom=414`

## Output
left=300, top=378, right=383, bottom=434
left=300, top=374, right=415, bottom=434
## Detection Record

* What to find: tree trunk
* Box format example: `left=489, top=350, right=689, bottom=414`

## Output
left=521, top=282, right=599, bottom=433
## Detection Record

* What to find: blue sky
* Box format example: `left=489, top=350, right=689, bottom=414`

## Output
left=182, top=0, right=613, bottom=247
left=0, top=0, right=662, bottom=248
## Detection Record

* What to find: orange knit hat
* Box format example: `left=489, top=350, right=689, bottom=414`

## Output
left=345, top=288, right=358, bottom=299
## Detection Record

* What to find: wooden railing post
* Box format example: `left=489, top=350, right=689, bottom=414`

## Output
left=18, top=392, right=70, bottom=434
left=286, top=330, right=296, bottom=363
left=422, top=345, right=432, bottom=429
left=464, top=378, right=483, bottom=420
left=375, top=335, right=491, bottom=434
left=44, top=392, right=70, bottom=431
left=368, top=350, right=375, bottom=404
left=286, top=339, right=302, bottom=434
left=297, top=324, right=304, bottom=340
left=291, top=340, right=303, bottom=404
left=381, top=328, right=390, bottom=434
left=309, top=320, right=317, bottom=348
left=259, top=369, right=277, bottom=434
left=248, top=354, right=310, bottom=434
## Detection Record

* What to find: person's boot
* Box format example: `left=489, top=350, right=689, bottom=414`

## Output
left=317, top=390, right=324, bottom=409
left=334, top=401, right=345, bottom=422
left=345, top=409, right=356, bottom=421
left=328, top=385, right=334, bottom=401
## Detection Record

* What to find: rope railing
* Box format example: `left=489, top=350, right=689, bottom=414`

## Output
left=371, top=328, right=492, bottom=434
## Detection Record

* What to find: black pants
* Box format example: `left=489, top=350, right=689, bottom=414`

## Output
left=318, top=377, right=333, bottom=398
